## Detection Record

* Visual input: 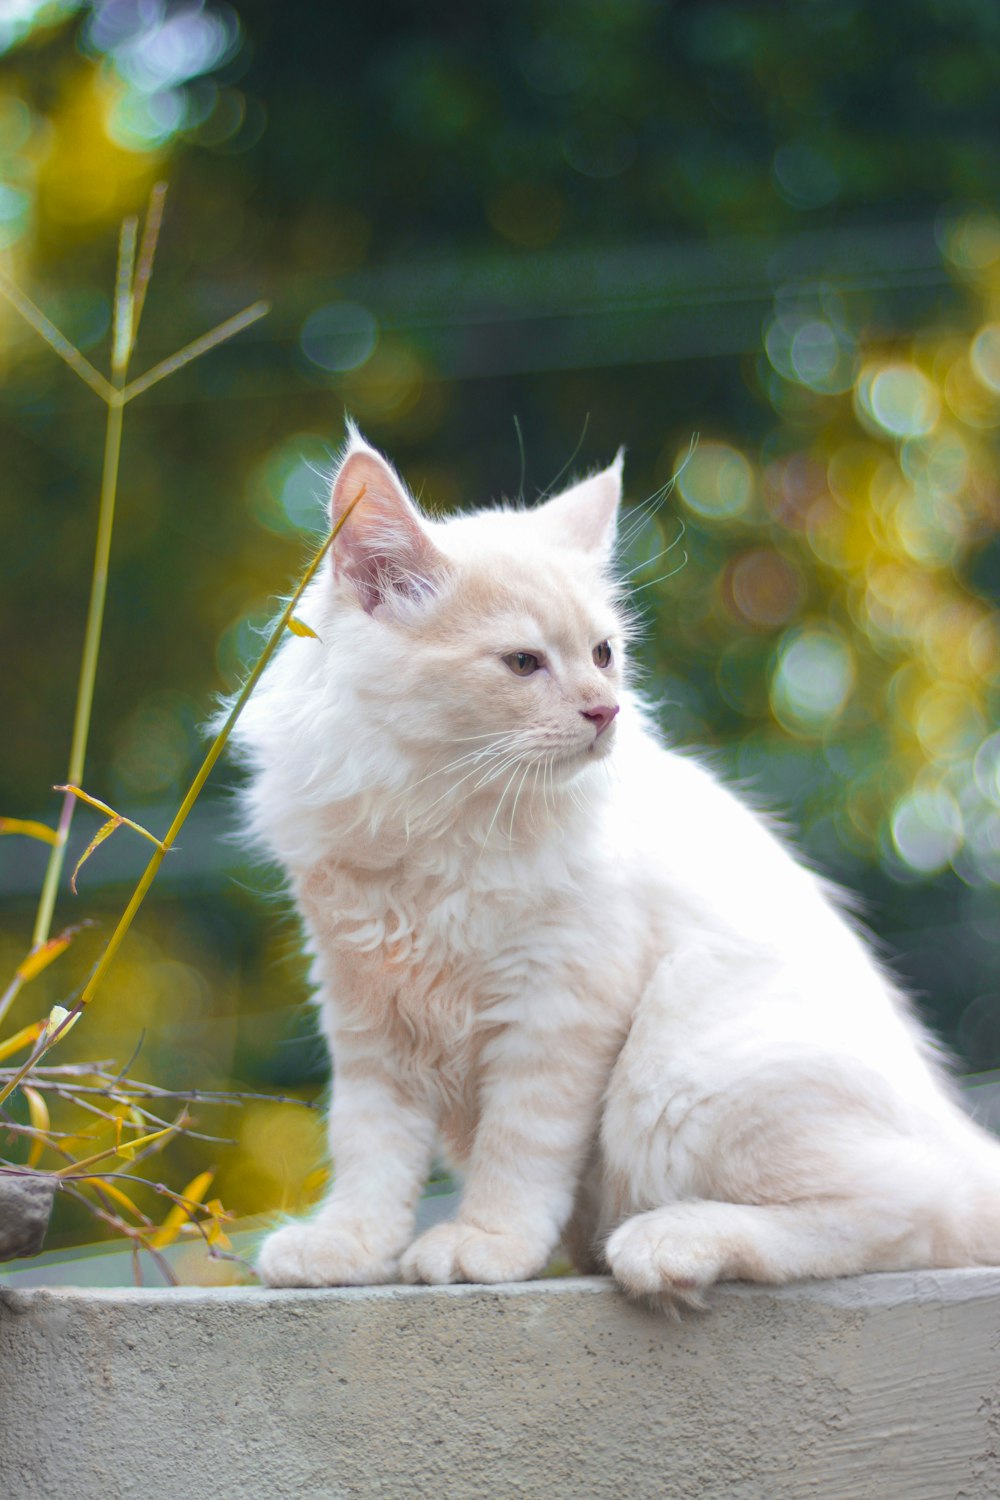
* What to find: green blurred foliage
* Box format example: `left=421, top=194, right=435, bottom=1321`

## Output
left=1, top=0, right=999, bottom=1259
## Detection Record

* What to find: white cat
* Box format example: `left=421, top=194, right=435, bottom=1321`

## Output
left=235, top=426, right=1000, bottom=1304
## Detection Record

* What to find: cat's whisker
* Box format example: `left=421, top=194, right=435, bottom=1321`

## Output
left=419, top=740, right=534, bottom=828
left=478, top=758, right=526, bottom=854
left=537, top=412, right=591, bottom=501
left=529, top=759, right=543, bottom=831
left=506, top=763, right=533, bottom=850
left=615, top=479, right=681, bottom=552
left=617, top=521, right=687, bottom=584
left=628, top=553, right=689, bottom=594
left=394, top=732, right=534, bottom=807
left=471, top=748, right=532, bottom=794
left=543, top=755, right=554, bottom=818
left=415, top=758, right=516, bottom=822
left=614, top=435, right=696, bottom=554
left=566, top=771, right=588, bottom=816
left=391, top=748, right=499, bottom=805
left=616, top=494, right=670, bottom=554
left=449, top=731, right=519, bottom=744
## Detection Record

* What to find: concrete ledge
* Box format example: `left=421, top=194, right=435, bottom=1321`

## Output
left=3, top=1271, right=1000, bottom=1499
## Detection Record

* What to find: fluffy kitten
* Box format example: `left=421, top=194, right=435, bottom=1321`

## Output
left=235, top=427, right=1000, bottom=1304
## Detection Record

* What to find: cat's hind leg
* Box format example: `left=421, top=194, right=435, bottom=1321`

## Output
left=600, top=1070, right=1000, bottom=1304
left=604, top=1195, right=914, bottom=1307
left=601, top=1118, right=1000, bottom=1305
left=598, top=942, right=1000, bottom=1305
left=601, top=1072, right=991, bottom=1304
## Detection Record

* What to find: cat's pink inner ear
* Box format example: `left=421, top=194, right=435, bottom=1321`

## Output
left=535, top=453, right=623, bottom=561
left=329, top=448, right=443, bottom=615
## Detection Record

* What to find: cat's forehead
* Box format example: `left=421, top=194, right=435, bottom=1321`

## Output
left=433, top=504, right=601, bottom=578
left=431, top=513, right=620, bottom=643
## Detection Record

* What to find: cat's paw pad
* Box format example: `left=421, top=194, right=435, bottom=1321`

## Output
left=256, top=1220, right=398, bottom=1288
left=605, top=1210, right=722, bottom=1307
left=400, top=1221, right=548, bottom=1285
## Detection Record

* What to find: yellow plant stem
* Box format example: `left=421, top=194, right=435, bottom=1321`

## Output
left=0, top=487, right=365, bottom=1109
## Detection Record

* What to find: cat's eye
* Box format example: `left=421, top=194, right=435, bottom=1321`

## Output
left=503, top=651, right=541, bottom=677
left=593, top=641, right=612, bottom=668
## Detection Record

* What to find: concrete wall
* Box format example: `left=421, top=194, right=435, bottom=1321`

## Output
left=3, top=1271, right=1000, bottom=1499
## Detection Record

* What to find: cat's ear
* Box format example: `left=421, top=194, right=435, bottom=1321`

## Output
left=329, top=434, right=446, bottom=616
left=534, top=451, right=623, bottom=564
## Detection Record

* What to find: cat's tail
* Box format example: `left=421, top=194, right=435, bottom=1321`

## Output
left=952, top=1130, right=1000, bottom=1266
left=855, top=1122, right=1000, bottom=1270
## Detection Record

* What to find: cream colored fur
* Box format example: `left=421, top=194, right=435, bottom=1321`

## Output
left=235, top=428, right=1000, bottom=1305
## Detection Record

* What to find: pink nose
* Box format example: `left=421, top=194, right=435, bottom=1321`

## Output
left=581, top=704, right=619, bottom=737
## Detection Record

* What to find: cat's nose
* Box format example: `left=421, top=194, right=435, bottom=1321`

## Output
left=581, top=704, right=619, bottom=737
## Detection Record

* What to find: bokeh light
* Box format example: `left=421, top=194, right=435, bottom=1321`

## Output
left=856, top=362, right=941, bottom=440
left=891, top=786, right=964, bottom=875
left=770, top=625, right=855, bottom=734
left=970, top=324, right=1000, bottom=394
left=248, top=433, right=332, bottom=535
left=721, top=547, right=805, bottom=630
left=676, top=441, right=754, bottom=521
left=300, top=301, right=379, bottom=375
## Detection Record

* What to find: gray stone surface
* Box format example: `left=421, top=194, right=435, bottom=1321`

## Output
left=3, top=1271, right=1000, bottom=1499
left=0, top=1173, right=56, bottom=1261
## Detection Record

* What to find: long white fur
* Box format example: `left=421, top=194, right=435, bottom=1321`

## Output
left=235, top=427, right=1000, bottom=1303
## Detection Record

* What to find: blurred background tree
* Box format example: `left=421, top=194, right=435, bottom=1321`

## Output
left=2, top=0, right=999, bottom=1258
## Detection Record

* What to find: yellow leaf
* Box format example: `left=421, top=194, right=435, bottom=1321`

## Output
left=0, top=818, right=59, bottom=845
left=53, top=783, right=122, bottom=820
left=85, top=1178, right=147, bottom=1223
left=205, top=1220, right=232, bottom=1250
left=43, top=1004, right=80, bottom=1042
left=182, top=1169, right=215, bottom=1207
left=0, top=1019, right=44, bottom=1063
left=58, top=1130, right=100, bottom=1154
left=288, top=617, right=319, bottom=639
left=149, top=1168, right=215, bottom=1248
left=17, top=934, right=73, bottom=983
left=70, top=816, right=121, bottom=894
left=116, top=1123, right=175, bottom=1161
left=55, top=784, right=165, bottom=852
left=22, top=1085, right=50, bottom=1168
left=302, top=1165, right=330, bottom=1201
left=147, top=1206, right=187, bottom=1249
left=10, top=923, right=91, bottom=993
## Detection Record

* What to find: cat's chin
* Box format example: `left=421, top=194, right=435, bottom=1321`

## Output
left=558, top=733, right=616, bottom=777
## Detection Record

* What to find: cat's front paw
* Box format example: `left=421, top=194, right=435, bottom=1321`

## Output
left=400, top=1220, right=549, bottom=1285
left=257, top=1218, right=400, bottom=1288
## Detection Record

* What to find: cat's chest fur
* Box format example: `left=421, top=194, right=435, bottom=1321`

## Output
left=294, top=840, right=595, bottom=1061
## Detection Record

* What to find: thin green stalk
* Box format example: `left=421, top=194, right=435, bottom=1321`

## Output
left=130, top=183, right=167, bottom=352
left=112, top=216, right=138, bottom=379
left=24, top=192, right=266, bottom=955
left=32, top=391, right=126, bottom=950
left=30, top=216, right=140, bottom=950
left=0, top=487, right=366, bottom=1109
left=121, top=301, right=269, bottom=404
left=0, top=273, right=114, bottom=403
